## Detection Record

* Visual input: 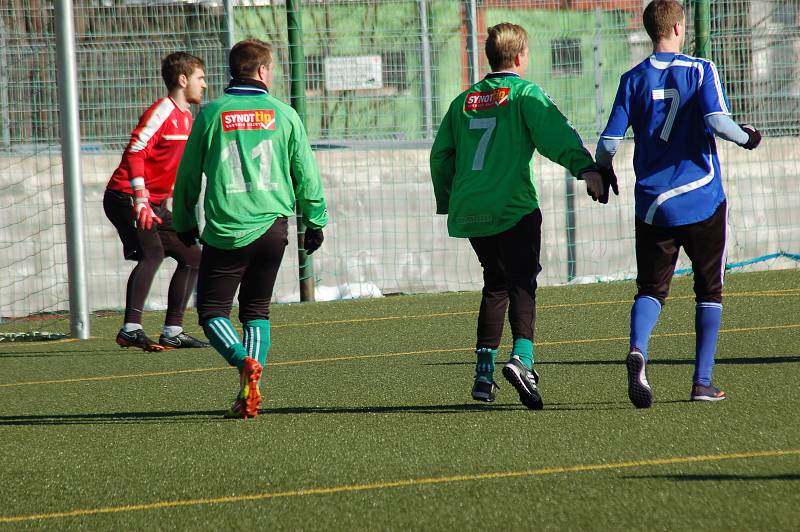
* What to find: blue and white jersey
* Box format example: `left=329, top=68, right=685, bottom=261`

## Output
left=600, top=52, right=731, bottom=227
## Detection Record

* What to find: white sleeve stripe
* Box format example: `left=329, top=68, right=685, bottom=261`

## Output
left=708, top=62, right=730, bottom=114
left=161, top=134, right=189, bottom=140
left=127, top=98, right=175, bottom=154
left=704, top=111, right=731, bottom=117
left=599, top=135, right=625, bottom=140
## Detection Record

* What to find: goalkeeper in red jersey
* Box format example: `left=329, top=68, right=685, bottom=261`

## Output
left=104, top=52, right=209, bottom=352
left=173, top=39, right=328, bottom=419
left=430, top=23, right=613, bottom=409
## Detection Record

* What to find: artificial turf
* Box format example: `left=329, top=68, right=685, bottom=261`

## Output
left=0, top=269, right=798, bottom=530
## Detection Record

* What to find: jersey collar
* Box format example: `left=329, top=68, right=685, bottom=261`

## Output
left=225, top=77, right=270, bottom=96
left=485, top=71, right=520, bottom=79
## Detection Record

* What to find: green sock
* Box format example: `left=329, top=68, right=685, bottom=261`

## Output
left=244, top=319, right=271, bottom=366
left=475, top=347, right=497, bottom=381
left=512, top=338, right=534, bottom=369
left=203, top=317, right=248, bottom=369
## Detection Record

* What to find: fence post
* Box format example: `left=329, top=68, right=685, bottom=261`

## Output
left=287, top=0, right=315, bottom=302
left=694, top=0, right=710, bottom=58
left=223, top=0, right=235, bottom=57
left=419, top=0, right=433, bottom=139
left=0, top=19, right=9, bottom=148
left=464, top=0, right=480, bottom=85
left=54, top=0, right=90, bottom=339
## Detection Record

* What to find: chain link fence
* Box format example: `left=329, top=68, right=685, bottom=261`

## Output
left=1, top=0, right=798, bottom=336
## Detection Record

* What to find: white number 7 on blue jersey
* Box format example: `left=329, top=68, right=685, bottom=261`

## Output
left=652, top=89, right=680, bottom=141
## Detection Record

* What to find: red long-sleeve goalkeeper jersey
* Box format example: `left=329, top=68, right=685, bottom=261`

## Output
left=106, top=97, right=193, bottom=204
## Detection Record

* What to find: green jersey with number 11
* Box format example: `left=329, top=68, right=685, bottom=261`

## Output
left=173, top=84, right=328, bottom=250
left=430, top=73, right=595, bottom=238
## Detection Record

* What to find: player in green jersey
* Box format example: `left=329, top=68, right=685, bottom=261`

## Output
left=430, top=22, right=614, bottom=409
left=173, top=39, right=328, bottom=419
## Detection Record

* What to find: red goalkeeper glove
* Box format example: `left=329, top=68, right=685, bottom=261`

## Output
left=131, top=188, right=162, bottom=230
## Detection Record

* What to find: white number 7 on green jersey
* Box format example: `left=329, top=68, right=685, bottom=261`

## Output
left=469, top=117, right=496, bottom=171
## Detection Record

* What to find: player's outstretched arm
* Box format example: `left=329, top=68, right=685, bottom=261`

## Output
left=704, top=114, right=761, bottom=149
left=593, top=137, right=621, bottom=204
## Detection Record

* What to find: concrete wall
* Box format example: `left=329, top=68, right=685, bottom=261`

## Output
left=1, top=137, right=799, bottom=317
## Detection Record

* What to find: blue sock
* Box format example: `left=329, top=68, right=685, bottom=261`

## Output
left=203, top=317, right=248, bottom=369
left=630, top=296, right=662, bottom=361
left=694, top=302, right=723, bottom=386
left=475, top=347, right=497, bottom=381
left=244, top=319, right=271, bottom=367
left=511, top=338, right=534, bottom=369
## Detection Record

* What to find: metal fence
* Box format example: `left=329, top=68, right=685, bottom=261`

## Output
left=1, top=0, right=798, bottom=337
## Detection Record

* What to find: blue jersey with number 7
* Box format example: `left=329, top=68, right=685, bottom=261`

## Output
left=600, top=52, right=731, bottom=227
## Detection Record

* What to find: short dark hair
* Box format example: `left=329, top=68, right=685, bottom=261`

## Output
left=230, top=38, right=273, bottom=79
left=161, top=52, right=204, bottom=91
left=643, top=0, right=685, bottom=42
left=485, top=23, right=528, bottom=71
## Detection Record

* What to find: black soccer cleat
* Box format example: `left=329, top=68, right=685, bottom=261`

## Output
left=471, top=378, right=499, bottom=402
left=690, top=383, right=727, bottom=402
left=158, top=332, right=210, bottom=349
left=626, top=349, right=653, bottom=408
left=502, top=356, right=543, bottom=410
left=116, top=329, right=165, bottom=352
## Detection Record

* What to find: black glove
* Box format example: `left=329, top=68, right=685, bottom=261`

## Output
left=303, top=227, right=324, bottom=255
left=739, top=124, right=761, bottom=150
left=598, top=166, right=619, bottom=205
left=177, top=226, right=200, bottom=248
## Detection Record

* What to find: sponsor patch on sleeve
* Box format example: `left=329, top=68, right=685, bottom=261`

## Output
left=464, top=88, right=510, bottom=111
left=221, top=110, right=276, bottom=132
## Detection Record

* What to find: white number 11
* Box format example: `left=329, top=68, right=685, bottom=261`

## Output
left=221, top=139, right=275, bottom=193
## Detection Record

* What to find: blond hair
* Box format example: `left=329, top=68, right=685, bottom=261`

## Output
left=485, top=23, right=528, bottom=71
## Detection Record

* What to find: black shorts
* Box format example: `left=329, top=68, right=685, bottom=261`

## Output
left=196, top=217, right=289, bottom=325
left=635, top=200, right=727, bottom=304
left=103, top=188, right=178, bottom=261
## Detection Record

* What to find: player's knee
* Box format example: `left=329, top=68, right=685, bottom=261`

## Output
left=179, top=245, right=201, bottom=268
left=139, top=241, right=165, bottom=262
left=695, top=293, right=722, bottom=304
left=635, top=291, right=666, bottom=306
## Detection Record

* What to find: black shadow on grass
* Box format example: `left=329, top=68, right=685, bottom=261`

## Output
left=262, top=402, right=637, bottom=414
left=0, top=401, right=633, bottom=425
left=424, top=356, right=800, bottom=367
left=0, top=410, right=227, bottom=426
left=0, top=349, right=214, bottom=358
left=0, top=350, right=113, bottom=358
left=622, top=473, right=800, bottom=481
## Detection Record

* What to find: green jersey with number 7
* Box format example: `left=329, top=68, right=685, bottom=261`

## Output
left=173, top=88, right=328, bottom=250
left=430, top=73, right=595, bottom=238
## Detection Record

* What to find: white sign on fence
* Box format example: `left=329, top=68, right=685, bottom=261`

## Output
left=324, top=55, right=383, bottom=91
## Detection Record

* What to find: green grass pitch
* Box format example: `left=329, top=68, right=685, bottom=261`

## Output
left=1, top=270, right=799, bottom=529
